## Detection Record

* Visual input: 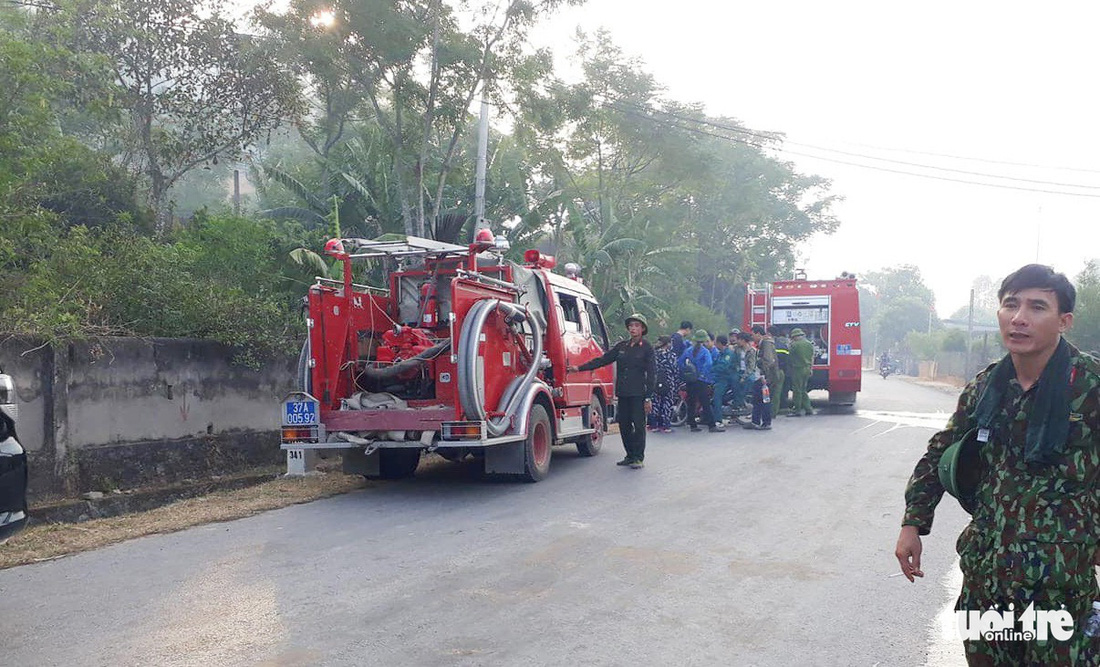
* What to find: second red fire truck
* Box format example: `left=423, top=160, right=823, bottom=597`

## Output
left=744, top=271, right=862, bottom=404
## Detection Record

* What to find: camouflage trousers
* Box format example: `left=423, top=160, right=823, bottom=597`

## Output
left=788, top=368, right=811, bottom=414
left=957, top=573, right=1100, bottom=666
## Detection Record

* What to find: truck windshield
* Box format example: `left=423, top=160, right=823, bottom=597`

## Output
left=584, top=300, right=609, bottom=350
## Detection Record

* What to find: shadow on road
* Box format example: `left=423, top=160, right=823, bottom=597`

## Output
left=361, top=444, right=595, bottom=493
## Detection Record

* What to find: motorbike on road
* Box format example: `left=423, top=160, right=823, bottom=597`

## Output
left=670, top=382, right=751, bottom=427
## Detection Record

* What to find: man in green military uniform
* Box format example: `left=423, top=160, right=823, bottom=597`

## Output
left=895, top=264, right=1100, bottom=666
left=787, top=328, right=815, bottom=416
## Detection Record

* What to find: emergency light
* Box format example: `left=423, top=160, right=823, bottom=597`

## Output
left=523, top=249, right=556, bottom=269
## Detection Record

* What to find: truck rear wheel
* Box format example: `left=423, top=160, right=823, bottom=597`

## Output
left=575, top=397, right=604, bottom=457
left=374, top=449, right=421, bottom=480
left=521, top=404, right=552, bottom=482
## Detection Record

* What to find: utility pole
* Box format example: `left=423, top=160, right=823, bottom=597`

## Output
left=1036, top=205, right=1043, bottom=262
left=473, top=96, right=489, bottom=236
left=965, top=288, right=974, bottom=379
left=233, top=169, right=241, bottom=216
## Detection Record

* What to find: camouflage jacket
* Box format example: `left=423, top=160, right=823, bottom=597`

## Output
left=788, top=337, right=814, bottom=372
left=903, top=342, right=1100, bottom=596
left=758, top=335, right=778, bottom=374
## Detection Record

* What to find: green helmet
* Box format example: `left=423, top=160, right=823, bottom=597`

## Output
left=937, top=429, right=983, bottom=515
left=624, top=313, right=648, bottom=335
left=790, top=328, right=805, bottom=338
left=692, top=329, right=709, bottom=342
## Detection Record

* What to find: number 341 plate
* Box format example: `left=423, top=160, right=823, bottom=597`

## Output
left=282, top=392, right=319, bottom=426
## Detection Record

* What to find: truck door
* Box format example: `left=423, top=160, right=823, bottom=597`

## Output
left=827, top=288, right=862, bottom=399
left=581, top=298, right=615, bottom=402
left=557, top=292, right=612, bottom=405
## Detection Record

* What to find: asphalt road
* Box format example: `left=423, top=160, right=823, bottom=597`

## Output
left=0, top=372, right=975, bottom=666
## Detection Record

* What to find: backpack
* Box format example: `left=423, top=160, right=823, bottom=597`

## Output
left=681, top=355, right=700, bottom=383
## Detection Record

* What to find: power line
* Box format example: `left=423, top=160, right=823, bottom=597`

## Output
left=782, top=148, right=1100, bottom=199
left=784, top=142, right=1100, bottom=190
left=610, top=105, right=1100, bottom=199
left=611, top=103, right=1100, bottom=200
left=611, top=101, right=1100, bottom=191
left=839, top=142, right=1100, bottom=175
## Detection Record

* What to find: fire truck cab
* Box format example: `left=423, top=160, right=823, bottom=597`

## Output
left=745, top=273, right=862, bottom=404
left=280, top=234, right=615, bottom=482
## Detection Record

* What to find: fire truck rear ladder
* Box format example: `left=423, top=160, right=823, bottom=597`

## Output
left=746, top=284, right=771, bottom=330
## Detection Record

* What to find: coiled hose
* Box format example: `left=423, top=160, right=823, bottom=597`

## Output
left=456, top=299, right=544, bottom=437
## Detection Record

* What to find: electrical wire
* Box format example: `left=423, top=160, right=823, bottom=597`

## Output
left=840, top=142, right=1100, bottom=175
left=609, top=101, right=1100, bottom=191
left=608, top=102, right=1100, bottom=199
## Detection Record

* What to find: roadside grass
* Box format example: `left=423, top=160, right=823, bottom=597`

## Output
left=1, top=428, right=623, bottom=570
left=0, top=471, right=366, bottom=570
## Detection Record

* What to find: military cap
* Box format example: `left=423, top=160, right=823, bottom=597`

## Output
left=938, top=429, right=982, bottom=515
left=624, top=313, right=648, bottom=335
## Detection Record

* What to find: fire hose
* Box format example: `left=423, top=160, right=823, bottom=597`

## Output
left=456, top=299, right=544, bottom=437
left=359, top=341, right=451, bottom=380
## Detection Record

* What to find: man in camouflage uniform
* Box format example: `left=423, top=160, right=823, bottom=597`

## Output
left=753, top=325, right=780, bottom=402
left=895, top=264, right=1100, bottom=666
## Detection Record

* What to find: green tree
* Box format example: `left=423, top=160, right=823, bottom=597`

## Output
left=860, top=264, right=937, bottom=353
left=0, top=8, right=150, bottom=304
left=513, top=30, right=838, bottom=327
left=1070, top=260, right=1100, bottom=354
left=257, top=0, right=577, bottom=239
left=878, top=296, right=936, bottom=349
left=41, top=0, right=301, bottom=229
left=948, top=274, right=999, bottom=325
left=3, top=216, right=316, bottom=365
left=861, top=265, right=936, bottom=307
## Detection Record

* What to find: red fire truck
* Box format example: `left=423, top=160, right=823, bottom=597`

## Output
left=280, top=233, right=615, bottom=482
left=744, top=272, right=862, bottom=404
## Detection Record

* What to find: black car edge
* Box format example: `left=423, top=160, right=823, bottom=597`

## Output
left=0, top=368, right=27, bottom=543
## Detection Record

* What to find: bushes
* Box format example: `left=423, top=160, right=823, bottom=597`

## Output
left=0, top=215, right=320, bottom=367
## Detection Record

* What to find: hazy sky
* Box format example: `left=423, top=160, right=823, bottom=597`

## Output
left=529, top=0, right=1100, bottom=316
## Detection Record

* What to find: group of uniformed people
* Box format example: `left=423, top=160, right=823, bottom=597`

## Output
left=569, top=312, right=823, bottom=469
left=665, top=320, right=819, bottom=424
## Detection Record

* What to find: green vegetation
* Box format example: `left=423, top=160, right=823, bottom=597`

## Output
left=866, top=264, right=1100, bottom=375
left=2, top=0, right=840, bottom=361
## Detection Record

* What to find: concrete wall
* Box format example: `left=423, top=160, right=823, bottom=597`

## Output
left=0, top=337, right=296, bottom=499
